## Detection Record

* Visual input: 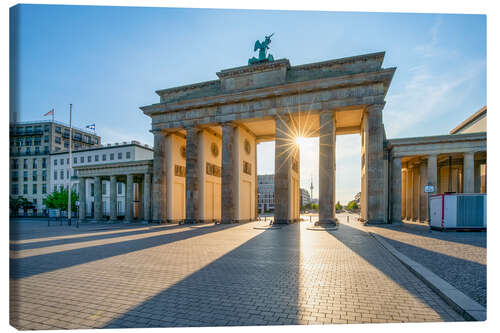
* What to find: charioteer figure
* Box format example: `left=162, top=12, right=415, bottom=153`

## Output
left=248, top=33, right=275, bottom=65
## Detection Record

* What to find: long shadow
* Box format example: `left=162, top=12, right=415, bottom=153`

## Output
left=10, top=223, right=240, bottom=280
left=376, top=234, right=486, bottom=307
left=10, top=224, right=185, bottom=251
left=325, top=222, right=469, bottom=320
left=104, top=225, right=301, bottom=328
left=375, top=222, right=486, bottom=248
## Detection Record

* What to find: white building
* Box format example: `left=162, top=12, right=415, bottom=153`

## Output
left=50, top=141, right=153, bottom=218
left=258, top=174, right=274, bottom=213
left=300, top=188, right=311, bottom=208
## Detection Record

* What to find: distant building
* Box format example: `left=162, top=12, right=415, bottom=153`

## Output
left=450, top=106, right=486, bottom=135
left=50, top=141, right=153, bottom=218
left=300, top=188, right=311, bottom=208
left=9, top=120, right=100, bottom=213
left=258, top=174, right=274, bottom=213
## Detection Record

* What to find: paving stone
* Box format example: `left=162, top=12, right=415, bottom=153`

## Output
left=10, top=218, right=464, bottom=329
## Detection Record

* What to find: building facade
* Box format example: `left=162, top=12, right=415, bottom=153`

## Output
left=9, top=120, right=100, bottom=214
left=300, top=188, right=311, bottom=208
left=388, top=106, right=487, bottom=223
left=257, top=174, right=275, bottom=213
left=51, top=141, right=153, bottom=219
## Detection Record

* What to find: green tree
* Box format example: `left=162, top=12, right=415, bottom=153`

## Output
left=43, top=188, right=78, bottom=211
left=10, top=196, right=32, bottom=216
left=335, top=201, right=343, bottom=211
left=346, top=200, right=358, bottom=211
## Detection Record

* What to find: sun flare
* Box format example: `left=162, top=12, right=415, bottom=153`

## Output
left=295, top=136, right=307, bottom=146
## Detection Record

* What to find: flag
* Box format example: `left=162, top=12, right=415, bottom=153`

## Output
left=86, top=124, right=95, bottom=131
left=43, top=109, right=54, bottom=117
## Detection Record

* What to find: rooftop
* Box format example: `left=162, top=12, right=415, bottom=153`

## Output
left=10, top=119, right=99, bottom=136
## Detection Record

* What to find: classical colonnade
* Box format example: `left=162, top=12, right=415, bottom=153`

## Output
left=389, top=133, right=487, bottom=223
left=76, top=161, right=153, bottom=222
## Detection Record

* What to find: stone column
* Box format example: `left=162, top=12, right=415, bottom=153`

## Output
left=427, top=154, right=438, bottom=191
left=318, top=111, right=336, bottom=225
left=109, top=175, right=117, bottom=221
left=94, top=176, right=103, bottom=221
left=185, top=127, right=200, bottom=224
left=419, top=160, right=428, bottom=222
left=412, top=165, right=420, bottom=221
left=143, top=173, right=151, bottom=222
left=78, top=177, right=86, bottom=222
left=463, top=152, right=475, bottom=193
left=221, top=124, right=235, bottom=224
left=137, top=181, right=144, bottom=220
left=365, top=104, right=386, bottom=223
left=390, top=156, right=402, bottom=223
left=125, top=173, right=134, bottom=222
left=152, top=130, right=167, bottom=223
left=401, top=163, right=407, bottom=219
left=274, top=115, right=292, bottom=224
left=406, top=167, right=413, bottom=220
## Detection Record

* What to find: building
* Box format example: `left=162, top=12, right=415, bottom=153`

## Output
left=388, top=105, right=487, bottom=223
left=300, top=188, right=311, bottom=208
left=9, top=120, right=100, bottom=214
left=51, top=141, right=153, bottom=219
left=258, top=175, right=274, bottom=213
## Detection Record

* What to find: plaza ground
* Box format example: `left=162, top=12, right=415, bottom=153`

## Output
left=9, top=214, right=479, bottom=329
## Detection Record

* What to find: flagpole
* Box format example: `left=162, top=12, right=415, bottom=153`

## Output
left=67, top=104, right=72, bottom=225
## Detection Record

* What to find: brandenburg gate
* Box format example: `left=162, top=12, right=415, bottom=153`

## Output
left=140, top=51, right=396, bottom=225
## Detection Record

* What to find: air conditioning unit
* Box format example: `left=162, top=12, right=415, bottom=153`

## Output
left=429, top=193, right=486, bottom=230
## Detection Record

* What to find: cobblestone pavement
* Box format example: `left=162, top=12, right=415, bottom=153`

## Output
left=10, top=218, right=463, bottom=329
left=341, top=213, right=486, bottom=307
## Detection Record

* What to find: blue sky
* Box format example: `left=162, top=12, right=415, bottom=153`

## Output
left=11, top=5, right=486, bottom=203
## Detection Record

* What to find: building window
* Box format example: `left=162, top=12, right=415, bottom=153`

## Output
left=126, top=152, right=131, bottom=159
left=42, top=158, right=46, bottom=168
left=117, top=183, right=122, bottom=194
left=87, top=156, right=91, bottom=162
left=32, top=184, right=37, bottom=194
left=42, top=170, right=47, bottom=181
left=102, top=154, right=106, bottom=161
left=60, top=185, right=64, bottom=191
left=23, top=171, right=28, bottom=181
left=12, top=171, right=18, bottom=182
left=54, top=171, right=57, bottom=180
left=24, top=159, right=28, bottom=169
left=95, top=155, right=99, bottom=162
left=118, top=152, right=122, bottom=160
left=44, top=135, right=49, bottom=143
left=44, top=125, right=50, bottom=132
left=110, top=153, right=114, bottom=160
left=54, top=185, right=57, bottom=192
left=33, top=171, right=37, bottom=181
left=33, top=159, right=38, bottom=169
left=55, top=126, right=61, bottom=133
left=54, top=159, right=58, bottom=166
left=102, top=182, right=106, bottom=195
left=12, top=159, right=18, bottom=169
left=23, top=184, right=28, bottom=194
left=74, top=157, right=77, bottom=164
left=55, top=136, right=61, bottom=144
left=60, top=170, right=64, bottom=180
left=67, top=170, right=69, bottom=179
left=11, top=184, right=18, bottom=195
left=90, top=183, right=94, bottom=197
left=42, top=184, right=47, bottom=194
left=80, top=156, right=84, bottom=163
left=67, top=158, right=69, bottom=164
left=60, top=158, right=64, bottom=165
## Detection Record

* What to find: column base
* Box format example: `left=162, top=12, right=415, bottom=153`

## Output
left=365, top=219, right=388, bottom=225
left=314, top=218, right=337, bottom=226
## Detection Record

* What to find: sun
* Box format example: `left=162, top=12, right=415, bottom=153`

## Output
left=295, top=136, right=307, bottom=146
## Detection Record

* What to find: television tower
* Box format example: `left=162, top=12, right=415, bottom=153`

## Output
left=309, top=175, right=314, bottom=201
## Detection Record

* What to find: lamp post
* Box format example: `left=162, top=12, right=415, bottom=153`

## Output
left=67, top=104, right=73, bottom=225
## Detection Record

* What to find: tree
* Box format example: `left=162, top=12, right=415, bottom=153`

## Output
left=10, top=196, right=32, bottom=216
left=335, top=201, right=343, bottom=211
left=43, top=188, right=78, bottom=211
left=346, top=200, right=359, bottom=211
